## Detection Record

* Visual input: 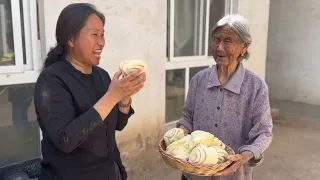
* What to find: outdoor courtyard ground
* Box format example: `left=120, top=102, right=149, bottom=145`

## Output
left=127, top=99, right=320, bottom=180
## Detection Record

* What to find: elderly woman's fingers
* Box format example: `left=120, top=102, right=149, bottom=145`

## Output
left=214, top=161, right=240, bottom=176
left=226, top=154, right=242, bottom=161
left=215, top=153, right=248, bottom=176
left=214, top=167, right=233, bottom=176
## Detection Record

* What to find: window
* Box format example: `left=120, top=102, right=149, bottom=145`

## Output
left=0, top=84, right=40, bottom=167
left=171, top=0, right=207, bottom=58
left=0, top=0, right=42, bottom=169
left=0, top=0, right=41, bottom=86
left=166, top=69, right=185, bottom=122
left=165, top=0, right=236, bottom=123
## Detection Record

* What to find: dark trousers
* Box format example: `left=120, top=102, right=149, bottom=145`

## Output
left=181, top=174, right=188, bottom=180
left=114, top=161, right=122, bottom=180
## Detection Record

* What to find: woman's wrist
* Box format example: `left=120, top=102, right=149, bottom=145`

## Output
left=119, top=97, right=131, bottom=106
left=94, top=92, right=119, bottom=121
left=118, top=98, right=132, bottom=109
left=103, top=91, right=120, bottom=105
left=241, top=151, right=254, bottom=162
left=118, top=97, right=131, bottom=114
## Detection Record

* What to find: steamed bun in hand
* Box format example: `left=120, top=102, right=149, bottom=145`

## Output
left=119, top=59, right=147, bottom=76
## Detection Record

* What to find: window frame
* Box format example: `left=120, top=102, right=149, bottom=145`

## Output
left=0, top=0, right=42, bottom=86
left=0, top=0, right=24, bottom=73
left=168, top=0, right=210, bottom=62
left=0, top=0, right=43, bottom=166
left=167, top=0, right=235, bottom=63
left=165, top=0, right=236, bottom=124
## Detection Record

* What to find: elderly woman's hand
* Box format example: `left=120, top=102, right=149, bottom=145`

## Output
left=214, top=151, right=254, bottom=176
left=178, top=125, right=190, bottom=135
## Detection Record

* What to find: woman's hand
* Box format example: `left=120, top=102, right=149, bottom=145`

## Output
left=214, top=151, right=254, bottom=176
left=94, top=70, right=145, bottom=120
left=107, top=69, right=146, bottom=102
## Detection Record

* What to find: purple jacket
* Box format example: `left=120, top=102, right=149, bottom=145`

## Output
left=177, top=63, right=273, bottom=180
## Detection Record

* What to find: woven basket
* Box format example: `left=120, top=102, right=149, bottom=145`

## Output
left=158, top=138, right=235, bottom=176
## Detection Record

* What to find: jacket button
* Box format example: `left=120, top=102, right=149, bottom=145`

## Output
left=215, top=124, right=218, bottom=127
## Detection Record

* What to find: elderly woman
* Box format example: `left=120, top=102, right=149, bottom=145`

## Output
left=177, top=14, right=273, bottom=180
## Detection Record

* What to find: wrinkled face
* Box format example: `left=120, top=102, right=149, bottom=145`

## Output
left=211, top=26, right=248, bottom=66
left=69, top=14, right=105, bottom=66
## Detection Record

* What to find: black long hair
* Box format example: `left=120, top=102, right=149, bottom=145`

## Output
left=44, top=3, right=105, bottom=68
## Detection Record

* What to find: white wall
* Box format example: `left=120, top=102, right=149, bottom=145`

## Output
left=266, top=0, right=320, bottom=105
left=41, top=0, right=166, bottom=158
left=238, top=0, right=271, bottom=80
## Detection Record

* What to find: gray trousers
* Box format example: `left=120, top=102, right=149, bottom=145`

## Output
left=114, top=161, right=123, bottom=180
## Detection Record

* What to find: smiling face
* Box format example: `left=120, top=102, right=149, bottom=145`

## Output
left=68, top=14, right=105, bottom=67
left=211, top=26, right=248, bottom=67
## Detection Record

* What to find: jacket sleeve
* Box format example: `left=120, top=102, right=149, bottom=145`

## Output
left=116, top=106, right=134, bottom=131
left=238, top=82, right=273, bottom=167
left=34, top=72, right=104, bottom=153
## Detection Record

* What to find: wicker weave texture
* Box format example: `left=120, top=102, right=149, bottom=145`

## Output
left=158, top=138, right=235, bottom=176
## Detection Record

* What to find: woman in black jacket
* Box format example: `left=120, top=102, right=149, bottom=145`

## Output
left=34, top=3, right=146, bottom=180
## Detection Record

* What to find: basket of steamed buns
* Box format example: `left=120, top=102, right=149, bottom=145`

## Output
left=158, top=128, right=235, bottom=176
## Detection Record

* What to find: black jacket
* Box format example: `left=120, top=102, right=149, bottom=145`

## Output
left=34, top=60, right=134, bottom=180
